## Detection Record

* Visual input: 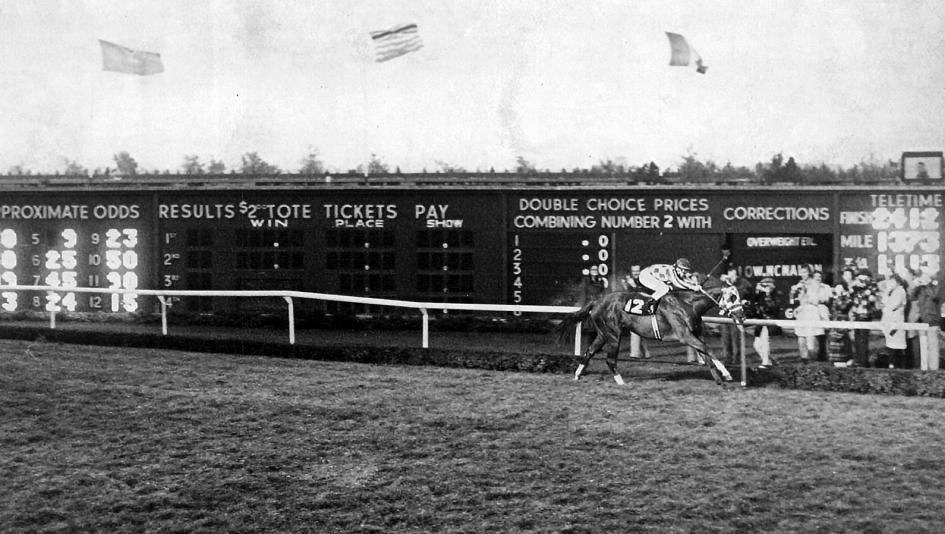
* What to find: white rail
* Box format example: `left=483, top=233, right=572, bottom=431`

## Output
left=703, top=316, right=941, bottom=386
left=2, top=286, right=940, bottom=382
left=0, top=285, right=584, bottom=354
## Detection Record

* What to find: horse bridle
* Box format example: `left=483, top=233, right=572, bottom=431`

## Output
left=701, top=284, right=743, bottom=319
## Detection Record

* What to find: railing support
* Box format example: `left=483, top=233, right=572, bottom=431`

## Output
left=157, top=296, right=168, bottom=336
left=420, top=308, right=429, bottom=348
left=930, top=326, right=941, bottom=371
left=284, top=297, right=295, bottom=345
left=574, top=323, right=582, bottom=356
left=739, top=323, right=747, bottom=387
left=924, top=326, right=940, bottom=370
left=48, top=290, right=56, bottom=329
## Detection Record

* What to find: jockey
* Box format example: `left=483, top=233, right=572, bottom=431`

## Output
left=638, top=258, right=702, bottom=314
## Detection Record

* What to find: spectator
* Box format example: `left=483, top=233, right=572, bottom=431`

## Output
left=749, top=276, right=782, bottom=368
left=907, top=266, right=941, bottom=368
left=848, top=269, right=879, bottom=367
left=811, top=270, right=832, bottom=360
left=794, top=290, right=824, bottom=362
left=830, top=268, right=856, bottom=366
left=880, top=273, right=908, bottom=368
left=789, top=264, right=813, bottom=309
left=710, top=245, right=735, bottom=277
left=719, top=265, right=746, bottom=364
left=791, top=264, right=825, bottom=362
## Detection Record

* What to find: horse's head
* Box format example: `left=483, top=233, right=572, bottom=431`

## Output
left=701, top=275, right=750, bottom=325
left=717, top=284, right=747, bottom=325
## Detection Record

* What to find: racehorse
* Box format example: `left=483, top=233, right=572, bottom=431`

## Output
left=554, top=274, right=750, bottom=385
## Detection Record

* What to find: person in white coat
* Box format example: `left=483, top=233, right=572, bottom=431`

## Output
left=881, top=273, right=908, bottom=368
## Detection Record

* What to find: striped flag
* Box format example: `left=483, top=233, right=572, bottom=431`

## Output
left=99, top=39, right=164, bottom=75
left=665, top=32, right=707, bottom=74
left=370, top=23, right=423, bottom=63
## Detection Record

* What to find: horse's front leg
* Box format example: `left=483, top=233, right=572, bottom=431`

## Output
left=602, top=332, right=624, bottom=385
left=680, top=332, right=731, bottom=385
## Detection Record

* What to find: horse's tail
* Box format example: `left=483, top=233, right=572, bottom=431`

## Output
left=554, top=301, right=595, bottom=346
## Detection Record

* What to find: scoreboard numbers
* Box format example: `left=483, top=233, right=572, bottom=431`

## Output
left=509, top=231, right=615, bottom=305
left=871, top=206, right=941, bottom=278
left=0, top=224, right=144, bottom=313
left=0, top=229, right=16, bottom=311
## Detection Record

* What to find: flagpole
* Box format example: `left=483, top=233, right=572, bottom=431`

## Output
left=362, top=46, right=369, bottom=182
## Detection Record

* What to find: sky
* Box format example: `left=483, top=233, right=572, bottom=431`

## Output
left=1, top=0, right=944, bottom=174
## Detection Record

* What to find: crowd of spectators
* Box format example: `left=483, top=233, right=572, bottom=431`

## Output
left=605, top=255, right=941, bottom=369
left=747, top=261, right=941, bottom=368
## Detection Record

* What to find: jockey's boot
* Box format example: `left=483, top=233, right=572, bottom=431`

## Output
left=641, top=297, right=659, bottom=315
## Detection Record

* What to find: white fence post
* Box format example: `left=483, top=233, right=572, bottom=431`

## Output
left=284, top=296, right=295, bottom=345
left=420, top=308, right=429, bottom=348
left=574, top=323, right=582, bottom=356
left=157, top=296, right=168, bottom=336
left=739, top=324, right=747, bottom=387
left=929, top=326, right=941, bottom=371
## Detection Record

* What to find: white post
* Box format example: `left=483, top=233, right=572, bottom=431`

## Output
left=739, top=323, right=747, bottom=387
left=284, top=297, right=295, bottom=345
left=48, top=290, right=56, bottom=329
left=574, top=323, right=582, bottom=356
left=920, top=326, right=930, bottom=370
left=158, top=296, right=168, bottom=336
left=420, top=308, right=429, bottom=348
left=929, top=326, right=941, bottom=371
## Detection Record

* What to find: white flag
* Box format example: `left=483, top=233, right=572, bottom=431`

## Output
left=665, top=32, right=707, bottom=74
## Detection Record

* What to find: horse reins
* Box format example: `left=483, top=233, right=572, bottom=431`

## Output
left=701, top=284, right=743, bottom=320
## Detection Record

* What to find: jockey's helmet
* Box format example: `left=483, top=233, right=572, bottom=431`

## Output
left=674, top=258, right=692, bottom=278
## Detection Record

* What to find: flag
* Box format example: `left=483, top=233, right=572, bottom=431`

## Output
left=665, top=32, right=707, bottom=74
left=370, top=23, right=423, bottom=63
left=99, top=39, right=164, bottom=75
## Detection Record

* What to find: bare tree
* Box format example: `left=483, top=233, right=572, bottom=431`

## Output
left=357, top=153, right=389, bottom=175
left=515, top=156, right=537, bottom=174
left=63, top=160, right=88, bottom=176
left=239, top=152, right=280, bottom=174
left=208, top=159, right=226, bottom=173
left=434, top=160, right=466, bottom=173
left=182, top=155, right=205, bottom=174
left=299, top=149, right=325, bottom=174
left=113, top=151, right=138, bottom=176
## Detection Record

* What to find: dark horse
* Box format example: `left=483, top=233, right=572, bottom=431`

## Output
left=555, top=274, right=750, bottom=385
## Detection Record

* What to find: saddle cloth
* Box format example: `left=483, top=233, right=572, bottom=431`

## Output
left=622, top=292, right=662, bottom=340
left=622, top=291, right=651, bottom=315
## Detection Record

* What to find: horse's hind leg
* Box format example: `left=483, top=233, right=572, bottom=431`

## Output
left=575, top=332, right=606, bottom=380
left=680, top=333, right=731, bottom=385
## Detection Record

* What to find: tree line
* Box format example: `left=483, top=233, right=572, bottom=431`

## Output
left=6, top=150, right=903, bottom=183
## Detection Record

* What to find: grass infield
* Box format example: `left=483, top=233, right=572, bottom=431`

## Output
left=3, top=338, right=945, bottom=532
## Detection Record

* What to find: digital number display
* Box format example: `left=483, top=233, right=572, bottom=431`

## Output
left=509, top=232, right=614, bottom=305
left=840, top=194, right=942, bottom=280
left=0, top=199, right=147, bottom=313
left=8, top=227, right=142, bottom=312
